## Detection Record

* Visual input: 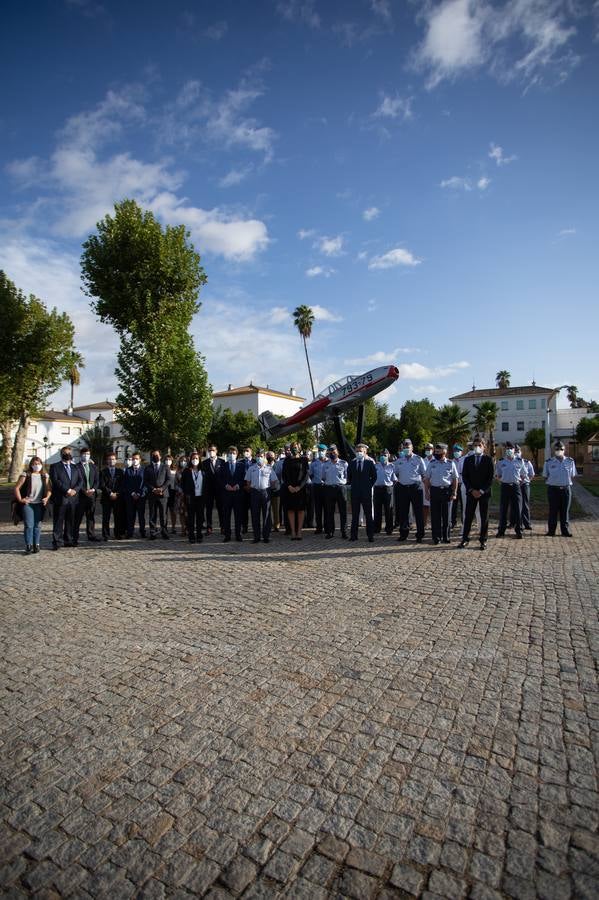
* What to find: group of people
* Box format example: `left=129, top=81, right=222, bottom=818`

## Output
left=12, top=436, right=577, bottom=553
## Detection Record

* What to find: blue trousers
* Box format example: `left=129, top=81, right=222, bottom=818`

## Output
left=23, top=503, right=43, bottom=547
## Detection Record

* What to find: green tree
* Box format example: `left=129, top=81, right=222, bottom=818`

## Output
left=67, top=351, right=85, bottom=410
left=81, top=200, right=212, bottom=453
left=397, top=398, right=437, bottom=453
left=473, top=401, right=499, bottom=457
left=80, top=424, right=114, bottom=464
left=208, top=407, right=263, bottom=453
left=566, top=385, right=579, bottom=408
left=292, top=305, right=316, bottom=399
left=434, top=404, right=472, bottom=450
left=0, top=271, right=80, bottom=480
left=524, top=427, right=546, bottom=470
left=495, top=370, right=511, bottom=389
left=575, top=415, right=599, bottom=444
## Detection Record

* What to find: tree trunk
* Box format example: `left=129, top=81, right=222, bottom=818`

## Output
left=0, top=419, right=13, bottom=476
left=8, top=412, right=30, bottom=481
left=70, top=378, right=75, bottom=410
left=303, top=336, right=316, bottom=400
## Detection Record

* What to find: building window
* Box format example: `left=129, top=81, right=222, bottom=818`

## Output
left=541, top=398, right=546, bottom=408
left=529, top=399, right=537, bottom=409
left=61, top=426, right=70, bottom=435
left=501, top=400, right=509, bottom=410
left=592, top=446, right=599, bottom=462
left=502, top=422, right=509, bottom=432
left=516, top=400, right=524, bottom=410
left=74, top=427, right=81, bottom=435
left=517, top=421, right=524, bottom=431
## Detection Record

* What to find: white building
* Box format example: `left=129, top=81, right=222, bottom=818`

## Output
left=19, top=410, right=93, bottom=466
left=212, top=384, right=305, bottom=418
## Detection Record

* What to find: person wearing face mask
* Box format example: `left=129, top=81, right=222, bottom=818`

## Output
left=309, top=443, right=328, bottom=534
left=49, top=446, right=84, bottom=550
left=162, top=454, right=177, bottom=534
left=394, top=439, right=427, bottom=543
left=74, top=446, right=100, bottom=546
left=424, top=443, right=458, bottom=544
left=181, top=451, right=205, bottom=543
left=282, top=443, right=309, bottom=539
left=303, top=450, right=315, bottom=529
left=13, top=456, right=52, bottom=553
left=175, top=456, right=188, bottom=535
left=266, top=451, right=281, bottom=531
left=218, top=446, right=246, bottom=541
left=373, top=450, right=396, bottom=535
left=495, top=442, right=527, bottom=538
left=202, top=445, right=224, bottom=536
left=123, top=452, right=147, bottom=538
left=144, top=449, right=170, bottom=540
left=240, top=447, right=255, bottom=534
left=542, top=440, right=577, bottom=537
left=458, top=436, right=495, bottom=550
left=245, top=449, right=280, bottom=542
left=100, top=450, right=124, bottom=541
left=421, top=443, right=435, bottom=531
left=347, top=443, right=377, bottom=542
left=322, top=444, right=348, bottom=539
left=514, top=444, right=535, bottom=531
left=449, top=444, right=464, bottom=531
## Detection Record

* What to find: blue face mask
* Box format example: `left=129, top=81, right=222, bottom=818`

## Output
left=399, top=449, right=408, bottom=458
left=379, top=456, right=388, bottom=464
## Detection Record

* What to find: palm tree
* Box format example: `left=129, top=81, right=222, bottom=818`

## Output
left=292, top=305, right=316, bottom=399
left=566, top=385, right=579, bottom=408
left=495, top=370, right=511, bottom=389
left=434, top=404, right=472, bottom=450
left=67, top=352, right=85, bottom=411
left=473, top=401, right=499, bottom=457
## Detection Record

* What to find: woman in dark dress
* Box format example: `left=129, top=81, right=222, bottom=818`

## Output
left=282, top=443, right=309, bottom=539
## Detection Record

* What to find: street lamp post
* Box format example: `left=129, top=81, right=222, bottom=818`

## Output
left=95, top=413, right=106, bottom=433
left=546, top=385, right=571, bottom=463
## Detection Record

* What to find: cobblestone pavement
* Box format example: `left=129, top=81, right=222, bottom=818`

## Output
left=1, top=519, right=598, bottom=899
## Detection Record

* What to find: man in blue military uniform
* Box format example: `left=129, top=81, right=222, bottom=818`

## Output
left=495, top=442, right=527, bottom=538
left=424, top=443, right=458, bottom=544
left=245, top=450, right=280, bottom=543
left=373, top=449, right=396, bottom=535
left=394, top=438, right=427, bottom=543
left=542, top=440, right=577, bottom=537
left=514, top=444, right=535, bottom=531
left=309, top=443, right=328, bottom=534
left=323, top=445, right=348, bottom=539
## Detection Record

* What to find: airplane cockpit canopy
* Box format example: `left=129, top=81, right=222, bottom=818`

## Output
left=316, top=375, right=357, bottom=399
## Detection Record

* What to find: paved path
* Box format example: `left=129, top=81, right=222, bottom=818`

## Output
left=1, top=521, right=598, bottom=899
left=572, top=482, right=599, bottom=520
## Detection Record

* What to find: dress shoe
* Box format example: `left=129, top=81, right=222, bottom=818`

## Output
left=349, top=537, right=357, bottom=542
left=341, top=532, right=348, bottom=539
left=25, top=544, right=32, bottom=554
left=314, top=529, right=322, bottom=534
left=263, top=538, right=270, bottom=543
left=252, top=538, right=260, bottom=544
left=458, top=541, right=468, bottom=549
left=480, top=542, right=487, bottom=550
left=103, top=535, right=109, bottom=542
left=397, top=535, right=407, bottom=542
left=70, top=542, right=77, bottom=548
left=52, top=543, right=60, bottom=550
left=368, top=537, right=374, bottom=543
left=495, top=531, right=504, bottom=538
left=223, top=536, right=231, bottom=542
left=443, top=538, right=451, bottom=544
left=433, top=538, right=440, bottom=545
left=325, top=534, right=333, bottom=539
left=545, top=531, right=555, bottom=537
left=516, top=532, right=523, bottom=539
left=150, top=534, right=157, bottom=540
left=88, top=535, right=100, bottom=542
left=235, top=535, right=243, bottom=542
left=33, top=545, right=40, bottom=553
left=562, top=530, right=573, bottom=537
left=524, top=525, right=532, bottom=530
left=416, top=537, right=423, bottom=543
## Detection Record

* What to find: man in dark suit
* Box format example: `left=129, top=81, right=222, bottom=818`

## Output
left=74, top=445, right=100, bottom=545
left=202, top=444, right=224, bottom=535
left=123, top=452, right=146, bottom=538
left=100, top=449, right=124, bottom=540
left=458, top=436, right=495, bottom=550
left=144, top=449, right=170, bottom=540
left=217, top=446, right=246, bottom=542
left=347, top=442, right=378, bottom=542
left=49, top=445, right=84, bottom=549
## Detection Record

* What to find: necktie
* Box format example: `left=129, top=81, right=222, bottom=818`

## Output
left=109, top=467, right=114, bottom=477
left=358, top=461, right=362, bottom=473
left=84, top=463, right=90, bottom=488
left=475, top=456, right=480, bottom=466
left=230, top=463, right=234, bottom=476
left=65, top=464, right=71, bottom=481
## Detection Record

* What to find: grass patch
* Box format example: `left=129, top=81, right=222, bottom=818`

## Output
left=489, top=478, right=585, bottom=519
left=578, top=479, right=599, bottom=498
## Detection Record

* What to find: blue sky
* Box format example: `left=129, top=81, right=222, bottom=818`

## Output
left=1, top=0, right=598, bottom=414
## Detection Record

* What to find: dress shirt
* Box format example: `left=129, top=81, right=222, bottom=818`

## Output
left=519, top=458, right=535, bottom=482
left=542, top=456, right=576, bottom=486
left=425, top=458, right=458, bottom=488
left=246, top=464, right=280, bottom=491
left=394, top=453, right=427, bottom=485
left=191, top=469, right=203, bottom=496
left=495, top=458, right=526, bottom=484
left=322, top=459, right=348, bottom=486
left=375, top=462, right=396, bottom=487
left=309, top=458, right=327, bottom=484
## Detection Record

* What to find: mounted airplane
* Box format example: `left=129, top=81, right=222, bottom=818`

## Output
left=258, top=364, right=399, bottom=459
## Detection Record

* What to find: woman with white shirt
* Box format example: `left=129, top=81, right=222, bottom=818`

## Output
left=13, top=456, right=52, bottom=553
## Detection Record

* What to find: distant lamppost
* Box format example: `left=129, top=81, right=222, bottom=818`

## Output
left=546, top=385, right=570, bottom=462
left=95, top=413, right=106, bottom=434
left=43, top=435, right=49, bottom=463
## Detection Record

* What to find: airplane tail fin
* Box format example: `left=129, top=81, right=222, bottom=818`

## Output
left=258, top=410, right=281, bottom=439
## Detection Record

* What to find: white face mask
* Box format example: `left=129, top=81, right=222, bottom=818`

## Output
left=505, top=449, right=515, bottom=459
left=554, top=450, right=565, bottom=458
left=32, top=464, right=42, bottom=472
left=244, top=451, right=251, bottom=458
left=126, top=459, right=133, bottom=467
left=473, top=446, right=483, bottom=455
left=256, top=457, right=264, bottom=467
left=132, top=460, right=140, bottom=468
left=318, top=450, right=326, bottom=459
left=356, top=451, right=365, bottom=460
left=80, top=454, right=90, bottom=463
left=165, top=459, right=172, bottom=467
left=424, top=449, right=433, bottom=457
left=209, top=450, right=217, bottom=458
left=227, top=454, right=237, bottom=463
left=191, top=458, right=200, bottom=467
left=453, top=451, right=462, bottom=459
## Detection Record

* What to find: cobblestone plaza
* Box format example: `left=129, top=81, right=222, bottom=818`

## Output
left=1, top=521, right=598, bottom=898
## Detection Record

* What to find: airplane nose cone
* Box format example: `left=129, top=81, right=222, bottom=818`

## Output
left=389, top=366, right=399, bottom=379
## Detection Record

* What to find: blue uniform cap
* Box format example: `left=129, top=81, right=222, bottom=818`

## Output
left=453, top=443, right=463, bottom=451
left=317, top=443, right=328, bottom=450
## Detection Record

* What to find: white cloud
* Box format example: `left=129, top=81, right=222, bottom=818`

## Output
left=557, top=227, right=576, bottom=236
left=477, top=176, right=491, bottom=189
left=276, top=0, right=320, bottom=28
left=373, top=93, right=413, bottom=120
left=409, top=384, right=443, bottom=394
left=305, top=266, right=335, bottom=278
left=440, top=174, right=490, bottom=192
left=368, top=247, right=422, bottom=269
left=489, top=142, right=516, bottom=165
left=363, top=206, right=380, bottom=221
left=316, top=235, right=344, bottom=257
left=218, top=166, right=252, bottom=188
left=344, top=354, right=469, bottom=380
left=269, top=306, right=292, bottom=324
left=203, top=20, right=228, bottom=40
left=345, top=348, right=422, bottom=366
left=414, top=0, right=581, bottom=89
left=311, top=305, right=343, bottom=322
left=371, top=0, right=392, bottom=24
left=367, top=298, right=377, bottom=313
left=297, top=228, right=315, bottom=240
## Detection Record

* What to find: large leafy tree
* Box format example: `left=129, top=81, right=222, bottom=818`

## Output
left=397, top=398, right=437, bottom=453
left=495, top=370, right=511, bottom=389
left=81, top=200, right=212, bottom=452
left=576, top=415, right=599, bottom=444
left=524, top=427, right=545, bottom=470
left=434, top=404, right=472, bottom=450
left=0, top=271, right=79, bottom=480
left=207, top=407, right=262, bottom=453
left=67, top=351, right=85, bottom=410
left=473, top=401, right=499, bottom=457
left=292, top=305, right=316, bottom=399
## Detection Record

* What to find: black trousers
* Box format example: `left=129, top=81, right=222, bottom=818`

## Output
left=241, top=488, right=251, bottom=532
left=126, top=497, right=146, bottom=537
left=498, top=483, right=522, bottom=534
left=250, top=488, right=272, bottom=540
left=312, top=484, right=325, bottom=531
left=148, top=493, right=168, bottom=535
left=305, top=483, right=314, bottom=528
left=520, top=482, right=531, bottom=528
left=398, top=484, right=424, bottom=539
left=430, top=486, right=452, bottom=542
left=393, top=482, right=401, bottom=526
left=101, top=498, right=124, bottom=539
left=52, top=498, right=77, bottom=547
left=450, top=486, right=463, bottom=528
left=74, top=493, right=96, bottom=541
left=373, top=486, right=393, bottom=534
left=462, top=491, right=490, bottom=544
left=222, top=491, right=242, bottom=538
left=547, top=485, right=571, bottom=534
left=324, top=485, right=347, bottom=536
left=186, top=495, right=204, bottom=540
left=204, top=484, right=222, bottom=530
left=350, top=490, right=373, bottom=540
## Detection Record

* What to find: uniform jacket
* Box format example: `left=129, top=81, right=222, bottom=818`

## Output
left=100, top=466, right=124, bottom=501
left=461, top=454, right=494, bottom=494
left=347, top=458, right=377, bottom=495
left=49, top=461, right=83, bottom=502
